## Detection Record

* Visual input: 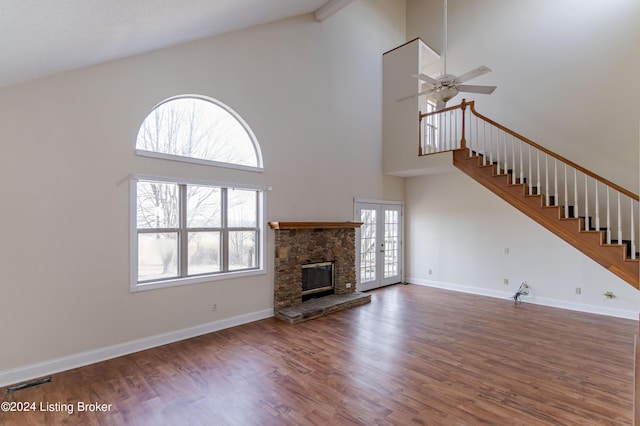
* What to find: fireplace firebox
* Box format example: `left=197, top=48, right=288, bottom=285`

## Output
left=301, top=261, right=334, bottom=301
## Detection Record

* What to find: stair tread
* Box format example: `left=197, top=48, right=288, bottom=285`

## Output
left=453, top=148, right=638, bottom=288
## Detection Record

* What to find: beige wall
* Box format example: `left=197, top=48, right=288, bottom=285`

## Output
left=407, top=0, right=639, bottom=192
left=404, top=0, right=639, bottom=316
left=0, top=0, right=406, bottom=376
left=405, top=171, right=639, bottom=317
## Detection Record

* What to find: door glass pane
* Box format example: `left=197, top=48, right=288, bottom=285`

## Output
left=360, top=209, right=376, bottom=283
left=228, top=230, right=257, bottom=270
left=188, top=232, right=221, bottom=275
left=138, top=233, right=178, bottom=281
left=384, top=209, right=399, bottom=278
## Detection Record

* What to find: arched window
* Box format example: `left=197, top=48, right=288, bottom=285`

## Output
left=131, top=95, right=265, bottom=291
left=136, top=95, right=262, bottom=171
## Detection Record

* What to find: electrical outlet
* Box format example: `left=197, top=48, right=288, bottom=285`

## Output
left=428, top=269, right=432, bottom=275
left=212, top=304, right=217, bottom=312
left=503, top=248, right=509, bottom=254
left=503, top=278, right=509, bottom=285
left=575, top=287, right=581, bottom=295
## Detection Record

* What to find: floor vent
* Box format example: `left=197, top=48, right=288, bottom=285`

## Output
left=6, top=377, right=51, bottom=393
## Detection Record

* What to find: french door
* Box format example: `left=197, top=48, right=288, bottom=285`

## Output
left=355, top=201, right=403, bottom=291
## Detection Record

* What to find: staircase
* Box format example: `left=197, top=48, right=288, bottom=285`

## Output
left=419, top=100, right=639, bottom=288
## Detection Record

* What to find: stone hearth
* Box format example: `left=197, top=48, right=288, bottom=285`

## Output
left=270, top=221, right=371, bottom=323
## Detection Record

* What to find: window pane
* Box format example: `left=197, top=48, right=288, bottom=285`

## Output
left=136, top=97, right=259, bottom=167
left=188, top=232, right=221, bottom=275
left=138, top=233, right=178, bottom=281
left=228, top=189, right=257, bottom=227
left=228, top=231, right=257, bottom=270
left=187, top=185, right=221, bottom=228
left=137, top=181, right=179, bottom=229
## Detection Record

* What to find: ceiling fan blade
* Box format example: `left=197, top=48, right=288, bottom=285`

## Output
left=411, top=73, right=439, bottom=85
left=455, top=65, right=492, bottom=83
left=396, top=87, right=437, bottom=102
left=457, top=84, right=497, bottom=94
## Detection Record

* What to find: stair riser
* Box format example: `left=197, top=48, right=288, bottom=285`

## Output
left=455, top=150, right=638, bottom=288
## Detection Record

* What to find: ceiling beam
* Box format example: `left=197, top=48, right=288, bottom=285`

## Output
left=313, top=0, right=356, bottom=22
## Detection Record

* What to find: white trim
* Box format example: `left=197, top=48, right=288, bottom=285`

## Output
left=130, top=173, right=271, bottom=192
left=136, top=150, right=263, bottom=173
left=132, top=269, right=267, bottom=292
left=354, top=200, right=404, bottom=291
left=129, top=178, right=138, bottom=289
left=354, top=197, right=404, bottom=206
left=0, top=308, right=274, bottom=388
left=409, top=278, right=639, bottom=320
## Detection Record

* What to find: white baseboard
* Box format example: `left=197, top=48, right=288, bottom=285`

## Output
left=0, top=308, right=273, bottom=388
left=409, top=278, right=638, bottom=320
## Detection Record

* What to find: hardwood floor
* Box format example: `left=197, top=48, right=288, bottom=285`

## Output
left=1, top=284, right=636, bottom=425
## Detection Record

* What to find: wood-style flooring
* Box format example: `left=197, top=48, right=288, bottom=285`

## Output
left=1, top=284, right=636, bottom=425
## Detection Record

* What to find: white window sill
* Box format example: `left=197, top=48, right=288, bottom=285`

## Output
left=130, top=268, right=266, bottom=292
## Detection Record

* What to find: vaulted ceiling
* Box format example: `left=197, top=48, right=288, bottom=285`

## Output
left=0, top=0, right=353, bottom=89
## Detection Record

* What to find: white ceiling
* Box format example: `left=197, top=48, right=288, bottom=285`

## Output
left=0, top=0, right=350, bottom=89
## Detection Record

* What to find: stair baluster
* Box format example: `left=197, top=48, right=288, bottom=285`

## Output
left=595, top=181, right=600, bottom=232
left=607, top=187, right=612, bottom=244
left=553, top=159, right=558, bottom=207
left=503, top=132, right=508, bottom=175
left=632, top=201, right=636, bottom=260
left=519, top=139, right=524, bottom=185
left=618, top=192, right=623, bottom=244
left=529, top=145, right=533, bottom=195
left=574, top=169, right=579, bottom=218
left=545, top=154, right=550, bottom=206
left=418, top=99, right=639, bottom=287
left=512, top=136, right=516, bottom=184
left=585, top=177, right=589, bottom=231
left=564, top=164, right=569, bottom=218
left=536, top=151, right=541, bottom=197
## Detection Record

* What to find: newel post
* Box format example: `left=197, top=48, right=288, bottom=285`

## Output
left=460, top=99, right=467, bottom=150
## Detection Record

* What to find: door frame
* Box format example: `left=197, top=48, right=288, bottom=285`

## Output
left=354, top=198, right=404, bottom=291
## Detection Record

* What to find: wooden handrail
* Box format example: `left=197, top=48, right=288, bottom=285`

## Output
left=420, top=100, right=639, bottom=201
left=419, top=102, right=464, bottom=119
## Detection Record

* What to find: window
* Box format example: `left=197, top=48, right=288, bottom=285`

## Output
left=136, top=95, right=263, bottom=171
left=133, top=178, right=262, bottom=288
left=421, top=99, right=440, bottom=151
left=132, top=95, right=265, bottom=291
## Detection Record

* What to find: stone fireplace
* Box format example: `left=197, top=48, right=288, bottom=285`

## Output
left=269, top=221, right=371, bottom=323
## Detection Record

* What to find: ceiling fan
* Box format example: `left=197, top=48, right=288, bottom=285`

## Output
left=398, top=0, right=496, bottom=109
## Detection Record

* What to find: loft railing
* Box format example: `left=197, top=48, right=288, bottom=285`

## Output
left=419, top=100, right=640, bottom=259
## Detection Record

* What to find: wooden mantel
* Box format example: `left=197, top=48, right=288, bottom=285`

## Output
left=269, top=221, right=363, bottom=230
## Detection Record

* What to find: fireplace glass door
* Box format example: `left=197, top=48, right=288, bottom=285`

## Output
left=355, top=202, right=402, bottom=291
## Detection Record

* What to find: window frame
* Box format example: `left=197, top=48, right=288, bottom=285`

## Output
left=135, top=95, right=264, bottom=173
left=130, top=174, right=266, bottom=292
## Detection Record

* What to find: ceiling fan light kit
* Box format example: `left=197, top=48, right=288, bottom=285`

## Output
left=431, top=83, right=458, bottom=103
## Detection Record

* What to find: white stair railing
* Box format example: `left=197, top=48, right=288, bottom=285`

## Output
left=419, top=100, right=639, bottom=260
